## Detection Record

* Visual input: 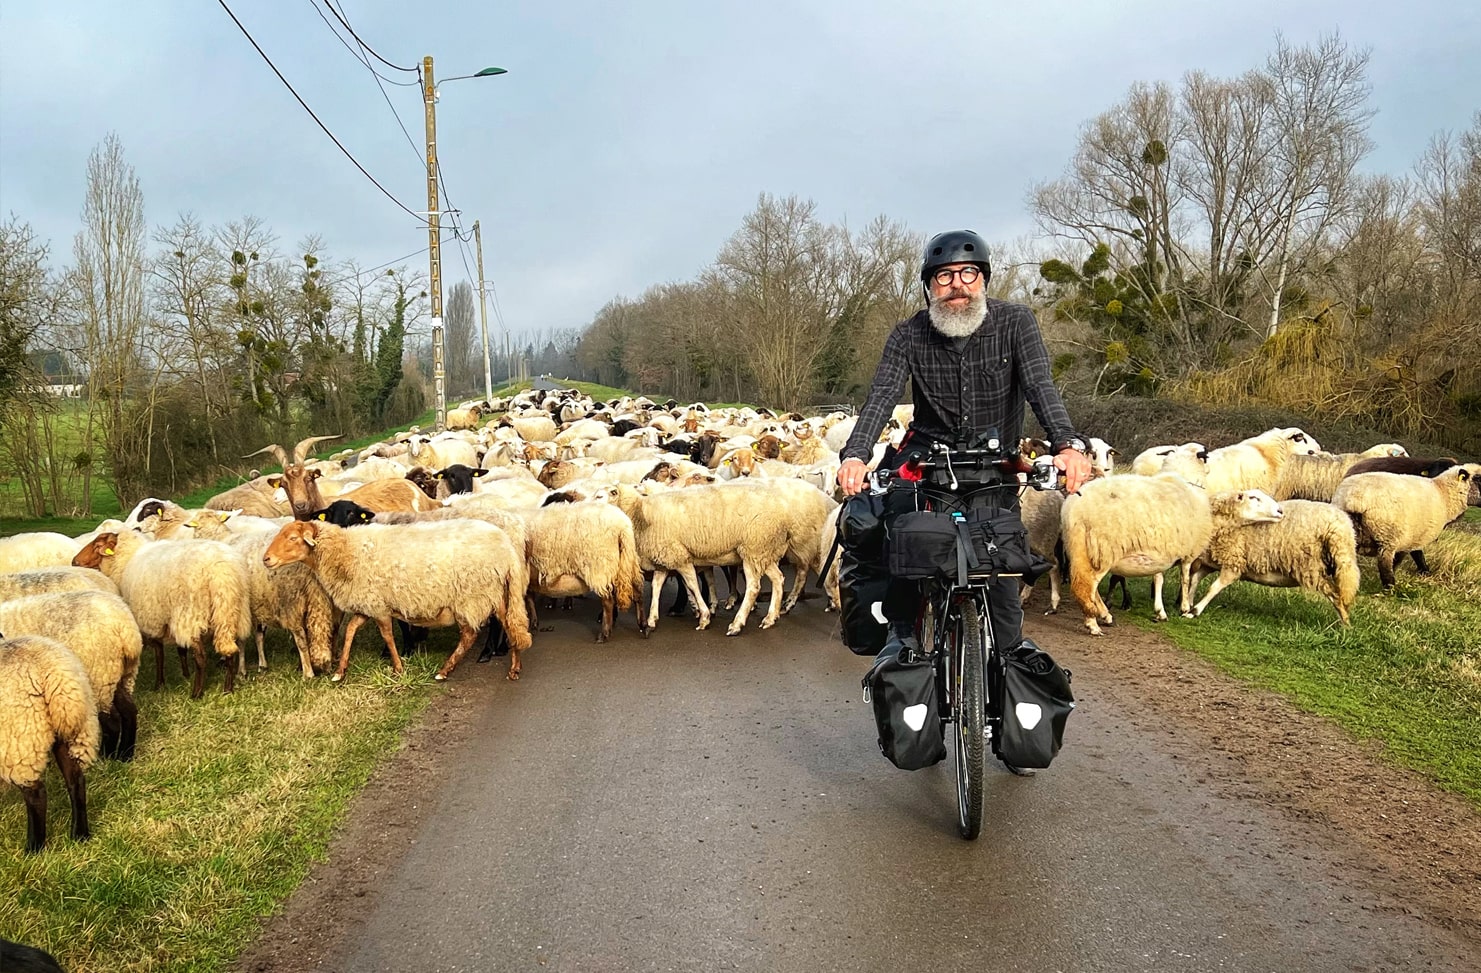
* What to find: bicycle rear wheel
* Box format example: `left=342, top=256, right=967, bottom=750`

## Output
left=953, top=598, right=985, bottom=840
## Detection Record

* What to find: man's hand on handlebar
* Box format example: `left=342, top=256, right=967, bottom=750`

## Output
left=1055, top=447, right=1093, bottom=493
left=837, top=457, right=868, bottom=496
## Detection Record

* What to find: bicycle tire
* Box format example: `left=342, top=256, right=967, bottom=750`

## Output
left=953, top=597, right=986, bottom=840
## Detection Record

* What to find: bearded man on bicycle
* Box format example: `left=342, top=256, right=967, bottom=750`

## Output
left=836, top=229, right=1093, bottom=661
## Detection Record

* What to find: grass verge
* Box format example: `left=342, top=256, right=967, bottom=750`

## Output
left=1109, top=516, right=1481, bottom=807
left=0, top=634, right=446, bottom=973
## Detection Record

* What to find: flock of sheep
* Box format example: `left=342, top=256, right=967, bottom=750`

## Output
left=2, top=385, right=1477, bottom=852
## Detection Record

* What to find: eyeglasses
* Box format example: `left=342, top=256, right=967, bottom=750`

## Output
left=931, top=266, right=981, bottom=287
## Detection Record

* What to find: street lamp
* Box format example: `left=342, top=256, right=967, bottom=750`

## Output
left=422, top=57, right=506, bottom=431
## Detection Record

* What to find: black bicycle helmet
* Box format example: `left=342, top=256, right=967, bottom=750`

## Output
left=920, top=229, right=992, bottom=283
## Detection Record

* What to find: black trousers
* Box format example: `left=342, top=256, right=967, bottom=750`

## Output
left=880, top=484, right=1024, bottom=652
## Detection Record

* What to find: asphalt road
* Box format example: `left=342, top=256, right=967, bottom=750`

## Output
left=289, top=594, right=1476, bottom=973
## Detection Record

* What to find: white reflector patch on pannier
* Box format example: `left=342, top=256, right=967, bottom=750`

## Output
left=902, top=703, right=928, bottom=731
left=1014, top=702, right=1043, bottom=730
left=870, top=602, right=887, bottom=624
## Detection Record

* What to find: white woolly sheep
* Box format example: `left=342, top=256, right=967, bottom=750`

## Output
left=499, top=414, right=559, bottom=442
left=1060, top=472, right=1213, bottom=635
left=612, top=482, right=790, bottom=636
left=1129, top=442, right=1206, bottom=477
left=1018, top=486, right=1065, bottom=613
left=162, top=509, right=337, bottom=679
left=442, top=478, right=551, bottom=512
left=0, top=634, right=101, bottom=853
left=0, top=590, right=143, bottom=759
left=72, top=530, right=252, bottom=698
left=1201, top=427, right=1321, bottom=494
left=0, top=532, right=83, bottom=573
left=517, top=500, right=645, bottom=641
left=1186, top=493, right=1361, bottom=624
left=1270, top=444, right=1409, bottom=502
left=203, top=476, right=292, bottom=518
left=1331, top=463, right=1481, bottom=588
left=262, top=519, right=534, bottom=681
left=0, top=567, right=120, bottom=602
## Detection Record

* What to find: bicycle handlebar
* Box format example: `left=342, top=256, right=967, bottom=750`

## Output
left=867, top=441, right=1062, bottom=494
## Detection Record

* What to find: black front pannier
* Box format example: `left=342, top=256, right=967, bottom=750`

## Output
left=991, top=638, right=1074, bottom=769
left=862, top=651, right=946, bottom=770
left=834, top=494, right=892, bottom=655
left=885, top=507, right=1049, bottom=584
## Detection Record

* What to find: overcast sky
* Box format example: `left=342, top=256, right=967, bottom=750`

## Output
left=1, top=1, right=1477, bottom=341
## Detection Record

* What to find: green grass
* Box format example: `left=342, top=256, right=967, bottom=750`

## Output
left=0, top=633, right=447, bottom=973
left=1108, top=523, right=1481, bottom=806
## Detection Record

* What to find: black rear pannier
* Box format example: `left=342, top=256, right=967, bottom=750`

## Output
left=862, top=650, right=946, bottom=770
left=991, top=638, right=1075, bottom=769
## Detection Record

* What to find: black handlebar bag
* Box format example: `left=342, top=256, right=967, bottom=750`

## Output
left=886, top=507, right=1051, bottom=585
left=991, top=638, right=1074, bottom=769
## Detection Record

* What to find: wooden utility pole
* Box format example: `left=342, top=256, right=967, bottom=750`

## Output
left=422, top=54, right=446, bottom=431
left=473, top=220, right=493, bottom=403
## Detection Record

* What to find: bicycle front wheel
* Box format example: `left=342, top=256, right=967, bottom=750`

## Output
left=953, top=598, right=986, bottom=840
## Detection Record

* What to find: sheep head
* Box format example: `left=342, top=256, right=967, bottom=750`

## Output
left=263, top=520, right=326, bottom=569
left=72, top=532, right=120, bottom=570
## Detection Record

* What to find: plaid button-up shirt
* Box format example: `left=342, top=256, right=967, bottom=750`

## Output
left=841, top=300, right=1078, bottom=463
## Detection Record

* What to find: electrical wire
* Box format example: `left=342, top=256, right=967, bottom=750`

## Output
left=308, top=0, right=424, bottom=165
left=306, top=0, right=419, bottom=86
left=325, top=246, right=431, bottom=288
left=320, top=0, right=418, bottom=73
left=215, top=0, right=430, bottom=226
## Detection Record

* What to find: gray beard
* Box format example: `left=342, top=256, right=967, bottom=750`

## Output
left=928, top=290, right=988, bottom=338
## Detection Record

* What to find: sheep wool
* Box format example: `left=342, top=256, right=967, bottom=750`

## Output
left=1271, top=445, right=1410, bottom=502
left=518, top=499, right=645, bottom=642
left=0, top=590, right=144, bottom=759
left=1188, top=495, right=1360, bottom=624
left=1060, top=472, right=1214, bottom=635
left=0, top=566, right=119, bottom=603
left=1202, top=427, right=1321, bottom=494
left=263, top=519, right=533, bottom=682
left=72, top=530, right=252, bottom=698
left=0, top=634, right=101, bottom=852
left=0, top=532, right=83, bottom=574
left=1331, top=463, right=1481, bottom=588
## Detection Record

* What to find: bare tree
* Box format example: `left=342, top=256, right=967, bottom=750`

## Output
left=1251, top=33, right=1375, bottom=337
left=152, top=214, right=229, bottom=460
left=444, top=280, right=477, bottom=395
left=72, top=133, right=150, bottom=508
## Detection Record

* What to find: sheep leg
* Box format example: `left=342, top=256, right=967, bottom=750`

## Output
left=178, top=645, right=190, bottom=679
left=256, top=626, right=268, bottom=671
left=54, top=740, right=91, bottom=843
left=476, top=618, right=510, bottom=663
left=333, top=614, right=368, bottom=682
left=598, top=594, right=614, bottom=642
left=1047, top=565, right=1061, bottom=614
left=20, top=781, right=46, bottom=854
left=646, top=569, right=668, bottom=631
left=372, top=616, right=406, bottom=677
left=1377, top=550, right=1398, bottom=589
left=781, top=559, right=807, bottom=614
left=726, top=562, right=764, bottom=636
left=98, top=709, right=122, bottom=761
left=1070, top=565, right=1111, bottom=636
left=189, top=641, right=208, bottom=699
left=758, top=562, right=786, bottom=630
left=434, top=623, right=480, bottom=681
left=1190, top=567, right=1241, bottom=617
left=1177, top=560, right=1196, bottom=617
left=152, top=638, right=166, bottom=690
left=678, top=565, right=711, bottom=630
left=1151, top=573, right=1168, bottom=622
left=665, top=572, right=692, bottom=617
left=721, top=566, right=739, bottom=611
left=1407, top=550, right=1431, bottom=575
left=222, top=651, right=237, bottom=695
left=114, top=689, right=139, bottom=762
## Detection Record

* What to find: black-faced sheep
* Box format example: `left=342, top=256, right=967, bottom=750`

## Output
left=1186, top=493, right=1361, bottom=624
left=0, top=634, right=101, bottom=853
left=1331, top=463, right=1481, bottom=588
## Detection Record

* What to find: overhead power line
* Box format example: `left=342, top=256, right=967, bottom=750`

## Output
left=214, top=0, right=429, bottom=226
left=320, top=0, right=418, bottom=73
left=307, top=0, right=419, bottom=86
